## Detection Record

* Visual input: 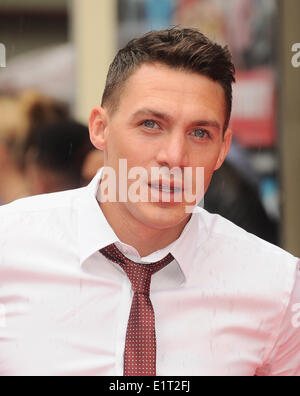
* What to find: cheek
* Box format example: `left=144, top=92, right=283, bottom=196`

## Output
left=107, top=126, right=135, bottom=155
left=111, top=133, right=155, bottom=167
left=105, top=129, right=128, bottom=164
left=190, top=149, right=221, bottom=189
left=191, top=146, right=221, bottom=171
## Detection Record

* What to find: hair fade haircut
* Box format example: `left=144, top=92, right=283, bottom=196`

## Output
left=101, top=27, right=235, bottom=131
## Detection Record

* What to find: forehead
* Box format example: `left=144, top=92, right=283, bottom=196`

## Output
left=115, top=63, right=226, bottom=126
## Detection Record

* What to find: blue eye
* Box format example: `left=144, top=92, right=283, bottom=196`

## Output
left=192, top=129, right=210, bottom=139
left=142, top=120, right=158, bottom=129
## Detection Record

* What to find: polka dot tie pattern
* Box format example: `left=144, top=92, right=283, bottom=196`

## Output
left=100, top=243, right=174, bottom=376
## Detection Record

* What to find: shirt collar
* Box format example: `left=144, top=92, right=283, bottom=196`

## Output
left=77, top=168, right=120, bottom=266
left=76, top=168, right=208, bottom=282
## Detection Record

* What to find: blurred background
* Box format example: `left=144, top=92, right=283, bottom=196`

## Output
left=0, top=0, right=299, bottom=257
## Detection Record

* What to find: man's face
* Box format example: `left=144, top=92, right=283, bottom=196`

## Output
left=90, top=63, right=232, bottom=232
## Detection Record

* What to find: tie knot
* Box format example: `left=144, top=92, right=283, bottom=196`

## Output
left=123, top=262, right=153, bottom=294
left=100, top=244, right=174, bottom=295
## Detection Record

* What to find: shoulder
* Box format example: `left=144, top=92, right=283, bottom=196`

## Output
left=0, top=187, right=86, bottom=237
left=0, top=188, right=89, bottom=268
left=192, top=209, right=298, bottom=322
left=0, top=187, right=85, bottom=216
left=195, top=207, right=298, bottom=271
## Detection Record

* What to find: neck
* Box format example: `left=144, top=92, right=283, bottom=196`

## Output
left=0, top=166, right=29, bottom=204
left=99, top=200, right=190, bottom=257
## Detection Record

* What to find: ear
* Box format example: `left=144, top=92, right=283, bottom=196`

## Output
left=214, top=129, right=232, bottom=171
left=89, top=106, right=108, bottom=151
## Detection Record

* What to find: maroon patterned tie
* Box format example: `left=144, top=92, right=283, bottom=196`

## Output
left=100, top=243, right=174, bottom=376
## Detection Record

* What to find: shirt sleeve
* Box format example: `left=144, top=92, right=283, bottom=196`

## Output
left=257, top=259, right=300, bottom=376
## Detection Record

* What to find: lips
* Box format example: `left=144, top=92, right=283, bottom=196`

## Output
left=148, top=180, right=184, bottom=193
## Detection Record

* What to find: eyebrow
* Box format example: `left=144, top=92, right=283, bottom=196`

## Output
left=130, top=108, right=221, bottom=131
left=130, top=108, right=173, bottom=123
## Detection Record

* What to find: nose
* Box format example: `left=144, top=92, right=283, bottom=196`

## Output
left=155, top=131, right=188, bottom=169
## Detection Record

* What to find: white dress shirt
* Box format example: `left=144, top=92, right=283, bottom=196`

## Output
left=0, top=169, right=299, bottom=376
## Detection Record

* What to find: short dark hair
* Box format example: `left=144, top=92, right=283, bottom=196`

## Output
left=101, top=27, right=235, bottom=131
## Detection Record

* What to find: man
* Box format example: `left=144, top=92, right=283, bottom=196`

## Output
left=0, top=28, right=299, bottom=376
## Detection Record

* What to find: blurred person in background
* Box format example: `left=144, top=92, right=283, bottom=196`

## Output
left=204, top=139, right=279, bottom=245
left=0, top=95, right=28, bottom=204
left=24, top=120, right=95, bottom=195
left=0, top=91, right=68, bottom=205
